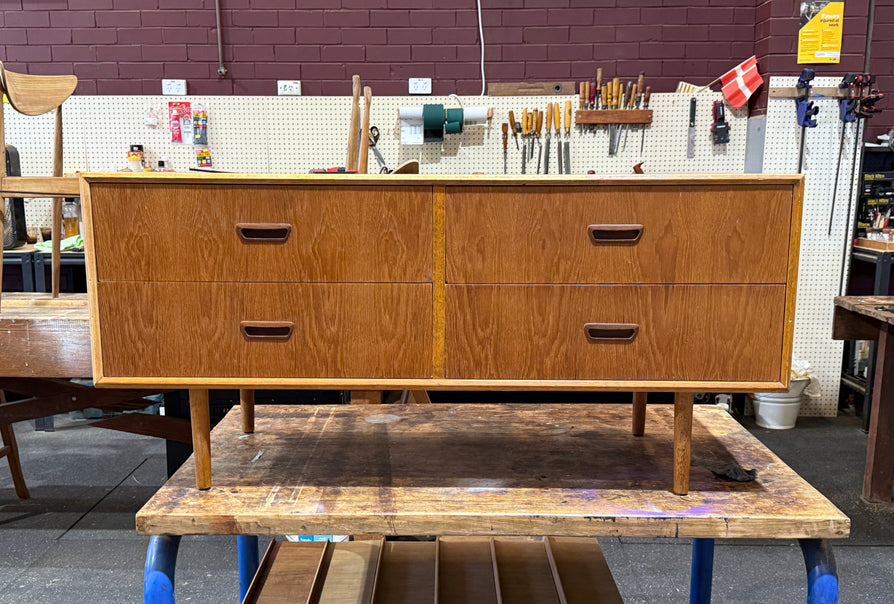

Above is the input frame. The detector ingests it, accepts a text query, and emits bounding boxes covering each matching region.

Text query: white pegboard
[5,91,747,231]
[763,76,863,417]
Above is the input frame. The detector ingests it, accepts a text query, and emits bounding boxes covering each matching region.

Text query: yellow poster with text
[798,1,844,64]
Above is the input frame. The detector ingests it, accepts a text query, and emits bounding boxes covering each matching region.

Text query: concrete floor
[0,409,891,603]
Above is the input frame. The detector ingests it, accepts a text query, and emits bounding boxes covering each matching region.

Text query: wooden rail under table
[138,403,848,602]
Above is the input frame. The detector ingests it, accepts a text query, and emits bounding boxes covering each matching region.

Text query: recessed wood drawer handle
[587,224,644,244]
[584,323,639,342]
[240,321,294,341]
[236,223,292,244]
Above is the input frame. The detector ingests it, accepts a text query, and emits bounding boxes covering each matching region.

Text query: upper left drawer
[87,184,433,283]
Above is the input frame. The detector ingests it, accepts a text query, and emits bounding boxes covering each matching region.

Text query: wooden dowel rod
[239,389,254,434]
[632,391,647,436]
[189,388,212,489]
[673,392,694,495]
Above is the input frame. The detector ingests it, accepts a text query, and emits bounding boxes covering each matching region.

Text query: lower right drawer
[446,284,786,382]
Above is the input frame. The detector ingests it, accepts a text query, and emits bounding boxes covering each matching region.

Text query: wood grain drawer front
[446,185,793,284]
[446,285,785,381]
[89,184,432,282]
[98,282,432,379]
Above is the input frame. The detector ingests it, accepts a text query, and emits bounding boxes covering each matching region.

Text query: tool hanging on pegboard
[795,69,819,173]
[827,73,858,236]
[711,101,730,146]
[687,98,697,159]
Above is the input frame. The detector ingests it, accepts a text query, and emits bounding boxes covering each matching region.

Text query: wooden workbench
[139,404,848,603]
[833,295,894,502]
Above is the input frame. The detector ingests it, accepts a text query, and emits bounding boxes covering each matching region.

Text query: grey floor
[0,409,891,603]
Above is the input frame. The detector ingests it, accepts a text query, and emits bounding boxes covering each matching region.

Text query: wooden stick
[51,105,63,298]
[673,392,694,495]
[346,75,361,171]
[0,96,5,308]
[239,388,255,434]
[632,391,647,436]
[189,388,212,489]
[359,86,371,174]
[0,391,30,499]
[864,324,894,502]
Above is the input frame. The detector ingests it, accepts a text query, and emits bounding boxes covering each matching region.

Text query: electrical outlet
[162,79,187,95]
[277,80,302,96]
[409,78,432,95]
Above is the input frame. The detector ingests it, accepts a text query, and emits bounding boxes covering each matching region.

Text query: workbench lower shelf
[244,536,622,604]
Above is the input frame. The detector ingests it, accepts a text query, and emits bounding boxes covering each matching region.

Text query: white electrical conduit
[477,0,486,95]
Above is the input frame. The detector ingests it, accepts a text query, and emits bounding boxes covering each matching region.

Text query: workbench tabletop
[834,295,894,325]
[137,404,849,540]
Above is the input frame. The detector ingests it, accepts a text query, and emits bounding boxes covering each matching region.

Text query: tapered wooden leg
[864,324,894,502]
[51,105,63,299]
[410,390,432,404]
[188,388,212,490]
[0,392,29,499]
[239,389,255,434]
[673,392,694,495]
[632,392,647,436]
[1,97,6,308]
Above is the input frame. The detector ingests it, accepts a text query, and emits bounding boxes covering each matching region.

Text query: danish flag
[719,56,764,109]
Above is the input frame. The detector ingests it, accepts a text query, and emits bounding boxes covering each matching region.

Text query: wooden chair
[0,62,78,302]
[0,391,28,499]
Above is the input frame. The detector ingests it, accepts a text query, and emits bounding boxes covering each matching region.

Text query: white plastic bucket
[752,377,809,430]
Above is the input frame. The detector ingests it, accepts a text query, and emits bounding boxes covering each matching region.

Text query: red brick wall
[0,0,884,111]
[868,1,894,140]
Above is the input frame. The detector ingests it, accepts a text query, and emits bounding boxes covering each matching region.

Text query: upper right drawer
[446,185,794,284]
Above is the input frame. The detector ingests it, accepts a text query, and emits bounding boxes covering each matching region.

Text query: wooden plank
[318,540,382,604]
[832,305,880,341]
[373,542,436,604]
[437,538,499,604]
[834,296,894,328]
[575,110,652,125]
[0,175,80,197]
[446,285,785,382]
[488,82,576,96]
[245,541,327,604]
[768,86,847,99]
[80,172,805,187]
[136,404,850,539]
[855,237,894,251]
[864,324,894,502]
[0,386,158,424]
[80,179,105,385]
[95,376,791,393]
[493,538,560,604]
[91,414,192,443]
[0,294,91,378]
[546,537,622,604]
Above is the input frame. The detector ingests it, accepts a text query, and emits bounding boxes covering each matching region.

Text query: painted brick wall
[0,0,886,123]
[868,1,894,140]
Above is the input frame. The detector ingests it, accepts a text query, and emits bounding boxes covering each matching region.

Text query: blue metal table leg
[144,535,182,604]
[237,535,260,602]
[800,539,839,604]
[690,538,715,604]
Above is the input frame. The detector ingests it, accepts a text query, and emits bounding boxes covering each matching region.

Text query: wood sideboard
[80,173,804,493]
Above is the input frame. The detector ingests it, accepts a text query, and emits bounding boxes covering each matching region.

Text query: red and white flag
[720,56,764,109]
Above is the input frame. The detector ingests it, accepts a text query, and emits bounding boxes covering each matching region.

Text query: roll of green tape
[423,104,445,129]
[446,108,464,133]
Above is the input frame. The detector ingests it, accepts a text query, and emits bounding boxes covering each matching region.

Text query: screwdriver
[502,123,508,175]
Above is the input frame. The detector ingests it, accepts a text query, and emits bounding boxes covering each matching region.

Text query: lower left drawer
[96,282,432,380]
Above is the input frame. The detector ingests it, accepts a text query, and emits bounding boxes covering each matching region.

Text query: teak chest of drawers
[80,173,804,493]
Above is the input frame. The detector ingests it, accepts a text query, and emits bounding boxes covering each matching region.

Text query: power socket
[277,80,302,96]
[409,78,432,95]
[162,79,187,95]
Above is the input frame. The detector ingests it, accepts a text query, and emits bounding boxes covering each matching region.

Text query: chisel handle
[637,72,645,100]
[502,123,508,150]
[535,108,543,134]
[643,86,652,110]
[522,108,528,135]
[509,111,518,135]
[579,82,586,108]
[564,100,571,134]
[601,85,608,110]
[546,103,554,134]
[624,81,632,109]
[553,102,561,133]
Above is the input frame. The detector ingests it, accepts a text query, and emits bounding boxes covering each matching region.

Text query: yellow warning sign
[798,1,844,64]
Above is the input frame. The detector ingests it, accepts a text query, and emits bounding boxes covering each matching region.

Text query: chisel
[508,110,519,149]
[544,103,553,174]
[529,110,536,159]
[564,100,571,174]
[521,108,528,174]
[502,122,508,175]
[535,108,543,174]
[687,97,697,159]
[554,101,562,175]
[579,83,586,134]
[595,68,603,110]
